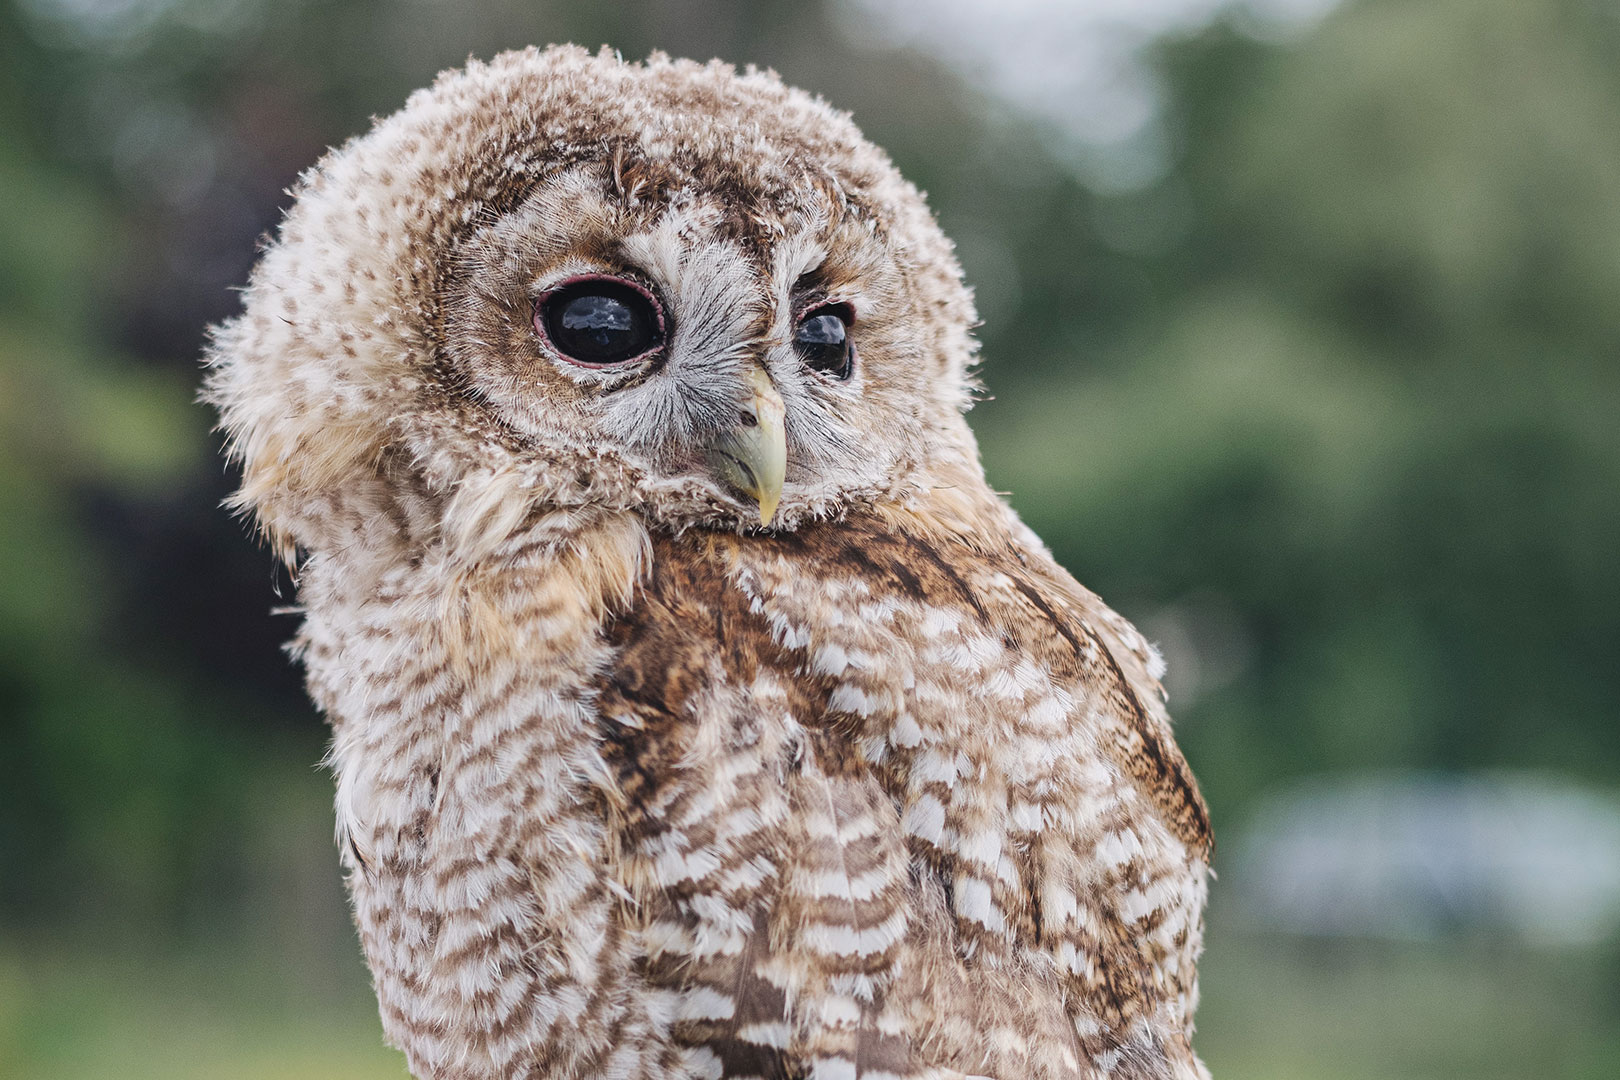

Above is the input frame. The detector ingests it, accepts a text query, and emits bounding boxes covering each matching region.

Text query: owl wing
[596,516,1210,1080]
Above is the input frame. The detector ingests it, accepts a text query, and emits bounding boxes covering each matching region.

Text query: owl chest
[312,533,1204,1078]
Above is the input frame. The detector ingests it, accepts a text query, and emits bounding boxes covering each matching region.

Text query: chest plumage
[301,504,1208,1080]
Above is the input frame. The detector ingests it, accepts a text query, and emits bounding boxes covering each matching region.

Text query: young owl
[207,46,1211,1080]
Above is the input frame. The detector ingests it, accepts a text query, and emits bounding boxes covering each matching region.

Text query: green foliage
[979,0,1620,817]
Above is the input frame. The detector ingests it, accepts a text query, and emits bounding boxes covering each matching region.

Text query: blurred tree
[979,0,1620,818]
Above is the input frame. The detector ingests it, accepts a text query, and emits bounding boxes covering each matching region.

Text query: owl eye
[794,303,854,380]
[536,276,665,367]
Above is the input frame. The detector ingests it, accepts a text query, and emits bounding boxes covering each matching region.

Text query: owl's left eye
[794,303,854,380]
[535,276,665,367]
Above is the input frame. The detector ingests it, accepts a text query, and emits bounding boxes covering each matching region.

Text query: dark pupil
[795,311,850,376]
[544,283,659,364]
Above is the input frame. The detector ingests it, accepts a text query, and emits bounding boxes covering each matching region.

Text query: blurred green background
[2,0,1618,1077]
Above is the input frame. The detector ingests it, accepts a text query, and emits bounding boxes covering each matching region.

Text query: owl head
[207,46,984,565]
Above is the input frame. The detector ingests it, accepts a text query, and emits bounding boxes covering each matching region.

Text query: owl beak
[706,367,787,527]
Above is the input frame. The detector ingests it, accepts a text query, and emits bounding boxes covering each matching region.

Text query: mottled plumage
[206,45,1212,1080]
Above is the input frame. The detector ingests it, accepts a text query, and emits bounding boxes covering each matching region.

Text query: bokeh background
[3,0,1619,1076]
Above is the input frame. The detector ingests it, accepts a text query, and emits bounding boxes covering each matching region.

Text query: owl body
[209,47,1210,1080]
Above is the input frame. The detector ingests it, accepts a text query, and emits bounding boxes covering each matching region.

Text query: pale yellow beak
[705,367,787,526]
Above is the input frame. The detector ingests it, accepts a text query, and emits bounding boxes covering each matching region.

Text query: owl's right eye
[794,303,855,380]
[535,276,665,367]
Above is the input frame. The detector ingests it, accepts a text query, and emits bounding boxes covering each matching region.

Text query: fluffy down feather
[207,45,1211,1080]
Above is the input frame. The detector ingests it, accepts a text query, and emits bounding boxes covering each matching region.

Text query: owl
[206,46,1211,1080]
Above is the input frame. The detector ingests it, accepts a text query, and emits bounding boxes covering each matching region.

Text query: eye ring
[533,274,667,369]
[793,301,856,380]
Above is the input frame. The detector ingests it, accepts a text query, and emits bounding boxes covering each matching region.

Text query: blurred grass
[2,925,1616,1079]
[0,942,406,1080]
[1197,927,1620,1080]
